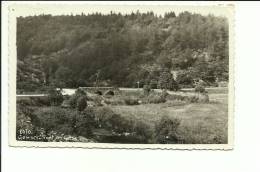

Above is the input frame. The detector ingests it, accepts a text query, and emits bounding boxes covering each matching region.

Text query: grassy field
[16,87,228,144]
[111,90,228,144]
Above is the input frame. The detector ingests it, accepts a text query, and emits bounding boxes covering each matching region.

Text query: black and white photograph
[8,4,234,149]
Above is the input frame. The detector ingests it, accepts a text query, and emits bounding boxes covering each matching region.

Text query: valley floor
[111,91,228,144]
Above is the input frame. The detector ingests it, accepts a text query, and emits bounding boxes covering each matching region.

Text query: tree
[76,96,87,111]
[16,12,229,91]
[143,84,151,96]
[158,69,171,90]
[47,88,64,106]
[164,12,176,18]
[54,66,73,88]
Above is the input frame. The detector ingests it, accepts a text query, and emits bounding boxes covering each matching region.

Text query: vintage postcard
[8,3,234,149]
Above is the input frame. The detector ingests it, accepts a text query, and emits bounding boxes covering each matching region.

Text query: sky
[10,3,233,18]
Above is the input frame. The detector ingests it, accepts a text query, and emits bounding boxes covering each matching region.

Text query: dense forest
[16,11,229,92]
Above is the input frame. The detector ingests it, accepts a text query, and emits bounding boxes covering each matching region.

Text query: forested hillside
[17,11,229,92]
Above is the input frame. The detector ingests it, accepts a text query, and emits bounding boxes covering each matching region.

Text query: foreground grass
[111,93,228,144]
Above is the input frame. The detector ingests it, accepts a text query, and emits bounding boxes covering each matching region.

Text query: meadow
[111,89,228,144]
[16,87,228,144]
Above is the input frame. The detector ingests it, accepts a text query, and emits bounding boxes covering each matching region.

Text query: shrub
[47,89,63,106]
[94,107,132,133]
[149,79,158,89]
[94,107,132,132]
[68,88,88,109]
[17,98,34,106]
[17,96,51,107]
[94,107,115,129]
[92,96,103,106]
[103,97,125,106]
[142,92,166,104]
[166,92,209,103]
[94,107,153,143]
[166,94,182,101]
[157,70,172,89]
[75,88,86,96]
[31,107,95,138]
[108,113,126,133]
[131,120,153,143]
[16,104,58,142]
[197,93,209,103]
[143,85,151,96]
[76,96,87,111]
[188,95,199,103]
[31,107,76,134]
[31,97,51,106]
[170,79,179,91]
[148,94,166,104]
[16,104,34,140]
[68,94,78,108]
[161,90,169,99]
[195,85,206,93]
[155,115,181,144]
[124,96,139,105]
[176,71,194,88]
[74,108,95,138]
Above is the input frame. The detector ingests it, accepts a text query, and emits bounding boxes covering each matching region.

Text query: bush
[187,95,199,103]
[47,89,63,106]
[166,94,185,101]
[161,90,169,99]
[94,107,132,133]
[31,107,76,134]
[75,88,86,96]
[155,115,181,144]
[17,98,34,106]
[195,85,206,93]
[103,97,125,106]
[149,79,158,89]
[197,93,209,103]
[166,93,209,103]
[131,120,153,143]
[148,94,166,104]
[142,92,167,104]
[124,96,139,105]
[143,85,151,96]
[169,79,179,91]
[16,104,34,140]
[17,96,51,107]
[74,108,95,138]
[31,107,95,138]
[108,113,127,133]
[92,96,103,106]
[68,88,88,109]
[94,107,131,132]
[68,95,77,108]
[94,107,153,143]
[176,71,194,88]
[32,97,51,106]
[76,96,87,111]
[94,107,115,129]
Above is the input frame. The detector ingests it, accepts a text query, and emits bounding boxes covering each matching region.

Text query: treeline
[17,11,229,92]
